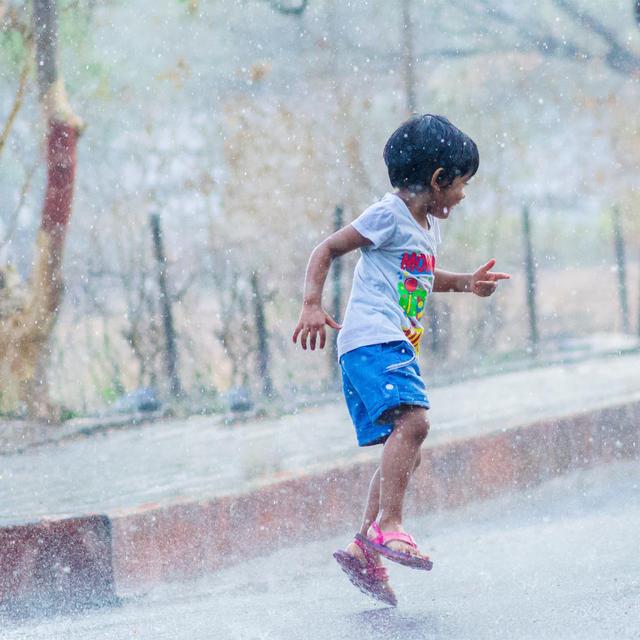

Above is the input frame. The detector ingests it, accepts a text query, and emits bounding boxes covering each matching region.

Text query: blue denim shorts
[339,340,430,447]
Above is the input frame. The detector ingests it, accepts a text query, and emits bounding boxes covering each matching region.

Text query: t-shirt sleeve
[351,206,397,249]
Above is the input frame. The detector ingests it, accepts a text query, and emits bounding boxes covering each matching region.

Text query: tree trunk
[401,0,416,114]
[0,0,82,418]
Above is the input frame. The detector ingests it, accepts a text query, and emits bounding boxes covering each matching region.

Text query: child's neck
[395,189,432,230]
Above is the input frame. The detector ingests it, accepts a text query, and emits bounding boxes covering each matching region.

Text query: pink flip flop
[333,537,397,606]
[355,522,433,571]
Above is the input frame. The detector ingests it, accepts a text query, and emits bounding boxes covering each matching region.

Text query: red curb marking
[0,515,117,619]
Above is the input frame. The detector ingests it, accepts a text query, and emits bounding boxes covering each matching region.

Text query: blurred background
[1,0,639,419]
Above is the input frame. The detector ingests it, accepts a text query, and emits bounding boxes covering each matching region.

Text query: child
[292,114,510,606]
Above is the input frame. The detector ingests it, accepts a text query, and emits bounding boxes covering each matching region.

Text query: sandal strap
[369,522,418,549]
[353,536,389,582]
[353,535,377,564]
[368,565,389,581]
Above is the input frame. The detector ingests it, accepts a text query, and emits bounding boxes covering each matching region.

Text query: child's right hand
[292,303,342,351]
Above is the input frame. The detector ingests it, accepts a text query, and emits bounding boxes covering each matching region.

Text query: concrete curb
[1,400,638,618]
[0,515,119,619]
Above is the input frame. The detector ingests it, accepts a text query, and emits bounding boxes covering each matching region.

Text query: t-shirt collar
[385,192,435,235]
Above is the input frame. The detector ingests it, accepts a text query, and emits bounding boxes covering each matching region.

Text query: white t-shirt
[337,193,441,358]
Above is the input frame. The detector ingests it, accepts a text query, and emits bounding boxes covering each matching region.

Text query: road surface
[4,459,640,640]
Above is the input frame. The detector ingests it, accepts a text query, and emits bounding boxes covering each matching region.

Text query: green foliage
[0,29,27,71]
[101,381,124,405]
[55,2,118,97]
[176,0,199,15]
[59,1,94,53]
[58,406,79,421]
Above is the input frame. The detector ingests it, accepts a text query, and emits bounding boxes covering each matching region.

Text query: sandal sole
[355,533,433,571]
[333,550,397,607]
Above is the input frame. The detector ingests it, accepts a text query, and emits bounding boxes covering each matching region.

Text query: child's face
[428,173,472,219]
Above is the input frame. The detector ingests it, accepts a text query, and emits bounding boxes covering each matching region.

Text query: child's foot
[333,538,397,606]
[370,522,430,559]
[356,522,433,571]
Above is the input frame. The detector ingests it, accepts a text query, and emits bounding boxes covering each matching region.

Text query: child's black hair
[383,114,479,192]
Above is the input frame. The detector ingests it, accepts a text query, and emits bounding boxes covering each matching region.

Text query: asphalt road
[4,459,640,640]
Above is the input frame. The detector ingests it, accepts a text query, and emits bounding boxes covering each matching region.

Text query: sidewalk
[2,352,640,526]
[1,352,639,618]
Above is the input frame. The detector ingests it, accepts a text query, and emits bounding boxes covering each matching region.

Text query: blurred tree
[0,0,82,418]
[0,45,29,158]
[401,0,416,114]
[446,0,640,78]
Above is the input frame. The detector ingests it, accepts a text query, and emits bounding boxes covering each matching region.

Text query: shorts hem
[357,397,430,447]
[370,397,430,424]
[357,429,394,447]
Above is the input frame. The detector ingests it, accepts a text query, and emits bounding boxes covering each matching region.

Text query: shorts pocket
[382,342,416,372]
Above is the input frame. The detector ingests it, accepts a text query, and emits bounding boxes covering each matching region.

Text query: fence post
[251,271,274,398]
[612,205,630,333]
[328,205,344,384]
[522,204,539,355]
[149,213,182,398]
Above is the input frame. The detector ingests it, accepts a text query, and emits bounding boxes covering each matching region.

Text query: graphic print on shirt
[397,251,435,352]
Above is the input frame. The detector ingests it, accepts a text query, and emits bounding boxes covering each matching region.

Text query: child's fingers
[489,272,511,281]
[292,324,302,343]
[325,315,342,330]
[479,258,496,272]
[474,280,497,296]
[300,327,310,350]
[319,326,327,350]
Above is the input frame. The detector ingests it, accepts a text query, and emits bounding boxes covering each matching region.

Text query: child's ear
[430,168,444,191]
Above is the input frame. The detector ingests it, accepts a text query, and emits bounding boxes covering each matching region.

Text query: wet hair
[383,114,479,191]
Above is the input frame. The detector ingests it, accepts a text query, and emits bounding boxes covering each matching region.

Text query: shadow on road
[345,606,446,639]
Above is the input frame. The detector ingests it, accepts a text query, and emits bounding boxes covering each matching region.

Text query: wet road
[4,459,640,639]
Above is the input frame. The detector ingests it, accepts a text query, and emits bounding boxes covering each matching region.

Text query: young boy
[292,114,510,606]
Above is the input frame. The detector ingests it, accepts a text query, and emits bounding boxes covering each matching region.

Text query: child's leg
[343,412,425,570]
[345,467,380,563]
[357,450,422,537]
[358,466,380,536]
[376,406,430,555]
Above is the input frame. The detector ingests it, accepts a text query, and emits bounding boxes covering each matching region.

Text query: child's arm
[434,259,510,296]
[292,226,372,350]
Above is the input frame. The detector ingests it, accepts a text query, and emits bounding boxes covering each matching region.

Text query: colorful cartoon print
[397,251,435,319]
[398,277,426,318]
[397,251,435,353]
[403,326,424,350]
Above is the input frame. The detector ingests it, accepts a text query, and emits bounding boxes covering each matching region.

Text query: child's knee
[414,420,430,444]
[404,410,430,444]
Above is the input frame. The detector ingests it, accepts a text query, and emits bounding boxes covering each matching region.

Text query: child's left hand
[470,259,510,297]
